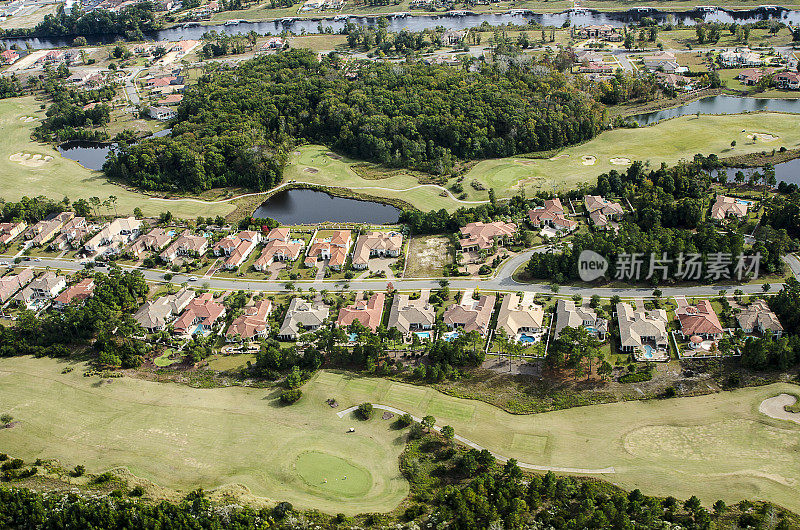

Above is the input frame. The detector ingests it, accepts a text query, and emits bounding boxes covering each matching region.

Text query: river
[2,6,799,49]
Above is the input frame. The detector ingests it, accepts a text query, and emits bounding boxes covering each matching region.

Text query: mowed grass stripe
[385,384,428,409]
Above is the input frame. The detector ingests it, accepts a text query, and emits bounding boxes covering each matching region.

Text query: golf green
[295,451,372,498]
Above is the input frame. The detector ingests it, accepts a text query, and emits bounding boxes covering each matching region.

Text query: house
[0,221,26,245]
[53,278,95,309]
[737,67,776,86]
[304,230,352,271]
[554,299,607,339]
[737,299,783,337]
[157,94,183,106]
[352,231,403,270]
[616,302,668,353]
[574,49,604,64]
[1,49,19,65]
[496,293,545,341]
[213,230,261,270]
[160,230,208,262]
[710,195,748,221]
[36,50,65,65]
[775,71,800,90]
[441,29,466,45]
[337,292,385,332]
[458,221,517,252]
[127,227,173,258]
[676,300,724,340]
[265,227,291,242]
[147,76,177,87]
[148,106,176,120]
[578,62,614,74]
[528,198,577,234]
[49,217,90,251]
[25,212,74,247]
[443,293,496,336]
[84,217,142,256]
[387,290,436,338]
[0,268,33,303]
[577,24,620,41]
[226,299,272,341]
[253,238,305,270]
[656,72,693,91]
[642,51,677,71]
[134,287,196,332]
[173,292,226,335]
[720,47,762,67]
[277,298,329,340]
[585,195,624,229]
[14,271,66,307]
[260,37,285,50]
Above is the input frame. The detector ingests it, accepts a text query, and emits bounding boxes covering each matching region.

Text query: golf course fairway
[1,356,799,513]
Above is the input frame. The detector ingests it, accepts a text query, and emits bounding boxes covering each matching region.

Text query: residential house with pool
[49,217,92,251]
[458,221,517,253]
[225,299,272,342]
[134,287,197,333]
[496,293,545,343]
[52,278,95,309]
[304,230,352,271]
[213,230,262,270]
[711,195,749,222]
[160,230,209,263]
[351,231,403,270]
[84,217,142,257]
[676,299,725,356]
[616,302,669,361]
[554,299,607,340]
[336,292,385,332]
[388,290,436,341]
[25,211,74,247]
[277,298,329,340]
[13,271,66,309]
[737,299,783,338]
[443,292,496,337]
[127,227,173,258]
[527,198,577,236]
[173,292,226,336]
[585,195,624,230]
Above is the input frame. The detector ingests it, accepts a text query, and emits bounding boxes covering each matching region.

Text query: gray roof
[387,291,435,335]
[278,298,329,338]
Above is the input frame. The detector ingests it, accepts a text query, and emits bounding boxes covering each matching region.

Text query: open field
[0,4,59,30]
[3,357,800,512]
[0,357,408,514]
[0,97,234,218]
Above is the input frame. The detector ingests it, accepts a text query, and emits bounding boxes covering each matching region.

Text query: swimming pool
[643,345,655,359]
[348,333,358,342]
[518,334,537,344]
[414,331,431,340]
[192,324,205,336]
[443,331,459,342]
[735,199,752,206]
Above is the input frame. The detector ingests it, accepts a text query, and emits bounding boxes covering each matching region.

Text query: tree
[0,413,12,424]
[624,32,635,49]
[280,388,302,404]
[421,415,436,431]
[357,402,373,420]
[397,413,413,428]
[441,425,454,442]
[731,140,737,149]
[598,360,613,381]
[763,283,771,292]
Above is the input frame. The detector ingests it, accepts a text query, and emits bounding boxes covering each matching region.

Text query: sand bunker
[19,116,37,122]
[549,153,569,161]
[326,152,343,160]
[303,167,319,174]
[581,155,596,166]
[9,152,52,168]
[759,394,800,425]
[747,133,779,142]
[610,157,632,165]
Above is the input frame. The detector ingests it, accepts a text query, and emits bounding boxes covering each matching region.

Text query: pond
[57,141,113,171]
[253,189,401,224]
[3,6,799,49]
[716,157,800,186]
[629,95,800,126]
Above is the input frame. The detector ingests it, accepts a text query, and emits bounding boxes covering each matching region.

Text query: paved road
[16,249,792,299]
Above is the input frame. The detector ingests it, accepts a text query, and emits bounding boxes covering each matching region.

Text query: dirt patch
[2,421,20,429]
[303,167,319,174]
[10,152,52,168]
[581,155,596,166]
[609,157,631,165]
[549,153,569,161]
[381,411,394,420]
[406,236,452,278]
[759,394,800,425]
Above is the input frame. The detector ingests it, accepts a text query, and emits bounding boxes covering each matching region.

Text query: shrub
[129,485,145,497]
[357,402,373,420]
[280,389,302,404]
[397,413,413,428]
[93,472,114,484]
[619,371,653,384]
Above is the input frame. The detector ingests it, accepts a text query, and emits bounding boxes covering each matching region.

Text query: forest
[103,49,607,193]
[0,3,159,40]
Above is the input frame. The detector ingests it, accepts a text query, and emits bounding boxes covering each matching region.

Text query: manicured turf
[153,350,180,367]
[286,113,800,211]
[2,358,800,513]
[0,97,234,218]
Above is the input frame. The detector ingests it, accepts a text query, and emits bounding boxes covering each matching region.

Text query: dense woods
[0,76,23,99]
[104,49,607,193]
[0,3,159,39]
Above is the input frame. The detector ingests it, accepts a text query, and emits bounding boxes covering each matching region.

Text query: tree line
[104,49,607,193]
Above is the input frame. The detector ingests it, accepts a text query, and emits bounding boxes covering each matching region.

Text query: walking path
[336,404,616,475]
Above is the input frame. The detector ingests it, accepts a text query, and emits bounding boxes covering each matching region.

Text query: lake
[57,141,112,171]
[629,95,800,126]
[253,189,401,224]
[717,158,800,186]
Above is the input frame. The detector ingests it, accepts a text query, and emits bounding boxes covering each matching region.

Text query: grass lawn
[205,353,256,371]
[0,96,234,219]
[3,357,800,513]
